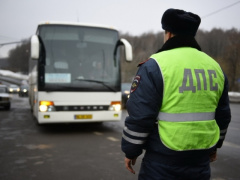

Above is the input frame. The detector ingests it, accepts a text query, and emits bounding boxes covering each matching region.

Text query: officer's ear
[164,31,175,43]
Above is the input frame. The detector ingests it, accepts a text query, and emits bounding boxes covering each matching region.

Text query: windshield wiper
[75,79,117,92]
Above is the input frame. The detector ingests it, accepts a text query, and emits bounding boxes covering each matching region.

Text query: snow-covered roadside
[228,92,240,103]
[0,69,28,80]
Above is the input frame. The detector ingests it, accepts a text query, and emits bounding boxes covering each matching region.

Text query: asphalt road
[0,95,239,180]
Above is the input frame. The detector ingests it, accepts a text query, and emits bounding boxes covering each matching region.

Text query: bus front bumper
[37,111,122,124]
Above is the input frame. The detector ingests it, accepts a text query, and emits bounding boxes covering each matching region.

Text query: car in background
[8,84,20,93]
[121,83,132,109]
[0,84,11,110]
[19,84,29,97]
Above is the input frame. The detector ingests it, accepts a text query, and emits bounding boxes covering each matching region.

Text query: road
[0,95,239,180]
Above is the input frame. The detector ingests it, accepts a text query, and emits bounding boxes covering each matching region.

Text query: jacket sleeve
[121,59,163,159]
[215,73,231,148]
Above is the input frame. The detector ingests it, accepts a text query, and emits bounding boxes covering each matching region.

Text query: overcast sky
[1,0,240,57]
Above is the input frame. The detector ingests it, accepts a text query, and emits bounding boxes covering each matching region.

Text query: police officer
[121,8,231,180]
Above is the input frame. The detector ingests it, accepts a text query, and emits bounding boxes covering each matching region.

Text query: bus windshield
[38,25,120,91]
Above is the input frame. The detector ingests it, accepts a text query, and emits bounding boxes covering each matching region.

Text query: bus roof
[38,21,118,31]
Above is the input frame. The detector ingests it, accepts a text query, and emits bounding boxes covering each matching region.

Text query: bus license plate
[75,114,92,119]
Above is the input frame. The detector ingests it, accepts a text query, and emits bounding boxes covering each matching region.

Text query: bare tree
[121,32,164,82]
[222,29,240,91]
[8,39,30,73]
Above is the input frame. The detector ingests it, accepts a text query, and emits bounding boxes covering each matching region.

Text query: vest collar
[156,36,201,53]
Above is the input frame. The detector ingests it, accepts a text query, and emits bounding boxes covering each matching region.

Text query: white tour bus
[29,21,132,124]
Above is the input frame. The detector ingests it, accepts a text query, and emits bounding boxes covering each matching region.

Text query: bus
[29,21,132,124]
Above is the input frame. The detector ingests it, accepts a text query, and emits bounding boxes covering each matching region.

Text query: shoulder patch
[131,75,141,93]
[138,58,150,67]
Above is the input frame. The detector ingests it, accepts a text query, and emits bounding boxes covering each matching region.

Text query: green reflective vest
[151,47,224,151]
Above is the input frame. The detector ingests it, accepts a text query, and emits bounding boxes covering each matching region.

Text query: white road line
[223,141,240,149]
[107,137,120,142]
[93,131,103,136]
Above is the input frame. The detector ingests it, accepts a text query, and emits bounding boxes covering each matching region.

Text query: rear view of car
[0,85,11,110]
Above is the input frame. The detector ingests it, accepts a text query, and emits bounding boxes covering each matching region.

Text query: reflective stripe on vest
[158,112,215,122]
[151,47,224,151]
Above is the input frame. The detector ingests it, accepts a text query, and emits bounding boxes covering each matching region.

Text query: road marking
[34,161,44,165]
[93,131,103,135]
[24,144,53,150]
[107,137,120,142]
[223,141,240,149]
[15,159,27,164]
[93,132,119,141]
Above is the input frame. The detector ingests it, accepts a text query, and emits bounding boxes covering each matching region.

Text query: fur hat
[161,8,201,36]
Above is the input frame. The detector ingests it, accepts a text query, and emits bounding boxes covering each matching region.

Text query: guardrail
[228,92,240,103]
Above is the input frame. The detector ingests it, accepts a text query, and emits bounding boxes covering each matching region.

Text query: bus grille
[55,105,109,111]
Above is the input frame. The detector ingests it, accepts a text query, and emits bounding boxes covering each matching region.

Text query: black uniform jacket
[121,36,231,165]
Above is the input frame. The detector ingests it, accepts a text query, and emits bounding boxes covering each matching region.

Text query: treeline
[7,39,30,74]
[121,28,240,91]
[5,28,240,91]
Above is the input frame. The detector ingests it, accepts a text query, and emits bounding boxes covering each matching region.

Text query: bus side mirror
[31,35,40,60]
[120,38,132,62]
[114,38,133,63]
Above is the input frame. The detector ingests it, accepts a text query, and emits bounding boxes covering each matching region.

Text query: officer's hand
[125,157,137,174]
[210,150,217,162]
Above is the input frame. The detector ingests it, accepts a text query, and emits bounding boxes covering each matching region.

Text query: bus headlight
[39,101,56,112]
[109,101,121,111]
